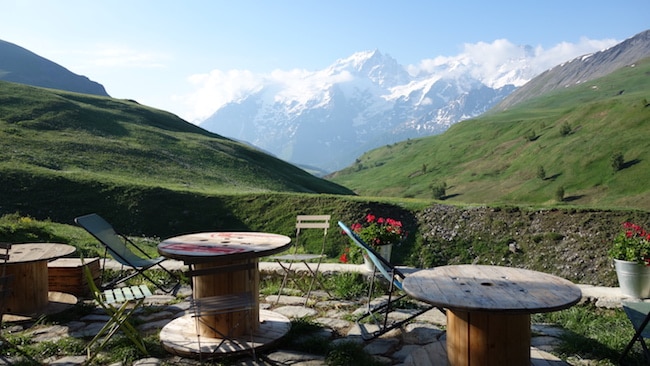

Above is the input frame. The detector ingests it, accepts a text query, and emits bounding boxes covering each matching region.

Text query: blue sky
[1,0,647,122]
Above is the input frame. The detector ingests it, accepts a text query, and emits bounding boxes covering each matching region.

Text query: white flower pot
[614,259,650,298]
[378,243,393,261]
[362,243,393,272]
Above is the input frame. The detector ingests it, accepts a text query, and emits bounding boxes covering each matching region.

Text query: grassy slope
[0,80,353,196]
[2,63,650,289]
[329,58,650,211]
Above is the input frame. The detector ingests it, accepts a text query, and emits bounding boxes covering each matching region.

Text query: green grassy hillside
[1,78,649,288]
[0,80,353,196]
[329,58,650,211]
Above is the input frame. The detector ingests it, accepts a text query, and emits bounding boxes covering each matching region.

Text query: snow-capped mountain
[200,49,539,173]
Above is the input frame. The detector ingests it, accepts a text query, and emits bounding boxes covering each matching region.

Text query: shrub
[611,152,624,172]
[524,129,537,141]
[430,182,447,200]
[559,122,572,136]
[326,341,381,366]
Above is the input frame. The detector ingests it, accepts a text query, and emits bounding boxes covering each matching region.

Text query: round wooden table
[157,232,292,358]
[5,243,76,315]
[402,265,582,366]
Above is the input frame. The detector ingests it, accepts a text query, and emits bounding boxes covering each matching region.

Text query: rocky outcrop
[414,204,650,286]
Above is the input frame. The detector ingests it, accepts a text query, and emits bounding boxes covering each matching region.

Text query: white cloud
[269,68,354,105]
[531,37,618,71]
[409,38,620,78]
[179,67,357,122]
[181,37,621,123]
[178,69,264,122]
[84,44,170,69]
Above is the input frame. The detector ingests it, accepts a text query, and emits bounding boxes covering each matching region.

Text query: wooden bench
[48,257,100,297]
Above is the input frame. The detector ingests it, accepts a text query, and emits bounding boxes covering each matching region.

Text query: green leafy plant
[351,213,406,247]
[339,213,406,264]
[608,222,650,264]
[326,341,382,366]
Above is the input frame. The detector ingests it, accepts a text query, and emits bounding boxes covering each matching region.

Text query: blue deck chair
[74,213,180,294]
[338,221,444,340]
[620,300,650,363]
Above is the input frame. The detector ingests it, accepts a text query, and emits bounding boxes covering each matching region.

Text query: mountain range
[199,30,650,173]
[2,31,649,176]
[199,49,527,173]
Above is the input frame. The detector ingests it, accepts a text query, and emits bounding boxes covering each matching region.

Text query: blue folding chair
[339,221,444,340]
[620,300,650,363]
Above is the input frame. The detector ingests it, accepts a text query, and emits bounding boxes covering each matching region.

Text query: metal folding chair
[620,300,650,363]
[75,213,180,294]
[83,258,152,363]
[272,215,331,305]
[339,221,444,340]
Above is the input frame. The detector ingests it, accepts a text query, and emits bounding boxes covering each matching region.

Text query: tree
[430,182,447,200]
[611,152,624,172]
[537,166,546,180]
[559,122,572,136]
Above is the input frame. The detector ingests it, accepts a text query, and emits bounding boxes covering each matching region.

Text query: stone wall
[414,204,650,286]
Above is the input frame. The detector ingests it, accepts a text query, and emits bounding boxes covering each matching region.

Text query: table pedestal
[447,310,531,366]
[4,261,49,315]
[193,258,259,338]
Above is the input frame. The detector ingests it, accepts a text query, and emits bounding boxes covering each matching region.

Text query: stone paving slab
[14,258,627,365]
[104,258,623,305]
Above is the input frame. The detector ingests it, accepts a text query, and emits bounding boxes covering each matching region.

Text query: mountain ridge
[0,80,354,196]
[328,56,650,211]
[494,29,650,110]
[0,39,109,97]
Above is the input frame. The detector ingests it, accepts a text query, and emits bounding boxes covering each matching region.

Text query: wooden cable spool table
[157,232,292,358]
[4,243,76,316]
[402,265,582,366]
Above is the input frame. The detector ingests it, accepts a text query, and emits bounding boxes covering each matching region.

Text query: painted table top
[158,232,291,263]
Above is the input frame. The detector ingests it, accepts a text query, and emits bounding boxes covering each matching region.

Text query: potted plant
[340,214,407,270]
[608,222,650,298]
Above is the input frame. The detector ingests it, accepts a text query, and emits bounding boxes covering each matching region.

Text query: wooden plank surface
[403,338,569,366]
[159,310,291,358]
[48,258,100,296]
[8,243,76,264]
[192,259,259,337]
[5,260,49,314]
[402,265,581,314]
